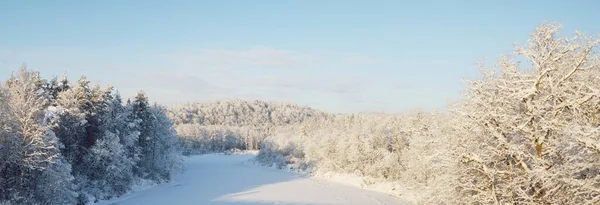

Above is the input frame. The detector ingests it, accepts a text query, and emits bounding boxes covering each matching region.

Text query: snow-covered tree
[148,104,182,181]
[130,91,155,178]
[53,76,92,173]
[84,131,134,199]
[452,22,600,204]
[33,157,78,205]
[108,92,141,173]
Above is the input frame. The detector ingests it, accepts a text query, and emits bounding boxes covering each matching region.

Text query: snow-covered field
[95,154,408,205]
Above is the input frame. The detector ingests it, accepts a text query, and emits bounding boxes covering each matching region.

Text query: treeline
[0,69,181,205]
[168,100,331,154]
[256,23,600,204]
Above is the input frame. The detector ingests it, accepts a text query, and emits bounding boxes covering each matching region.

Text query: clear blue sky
[1,1,598,113]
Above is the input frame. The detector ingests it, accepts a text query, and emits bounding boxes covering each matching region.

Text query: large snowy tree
[452,22,600,204]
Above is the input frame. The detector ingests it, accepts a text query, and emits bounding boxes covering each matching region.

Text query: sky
[0,1,598,113]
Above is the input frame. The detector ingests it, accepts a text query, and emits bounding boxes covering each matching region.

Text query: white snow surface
[94,153,408,205]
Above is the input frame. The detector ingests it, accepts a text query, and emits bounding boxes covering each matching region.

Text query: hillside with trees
[167,100,332,155]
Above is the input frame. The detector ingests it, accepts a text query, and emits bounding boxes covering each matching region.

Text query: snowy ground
[95,154,408,205]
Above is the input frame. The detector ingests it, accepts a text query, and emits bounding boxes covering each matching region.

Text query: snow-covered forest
[1,22,599,204]
[167,100,332,155]
[0,70,181,204]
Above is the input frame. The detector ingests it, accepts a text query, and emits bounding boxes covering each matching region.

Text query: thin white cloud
[169,46,381,71]
[0,46,432,113]
[171,46,324,70]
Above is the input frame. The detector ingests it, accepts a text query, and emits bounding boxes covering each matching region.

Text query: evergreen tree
[130,91,154,178]
[43,76,60,103]
[113,92,141,168]
[53,76,91,174]
[59,72,70,92]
